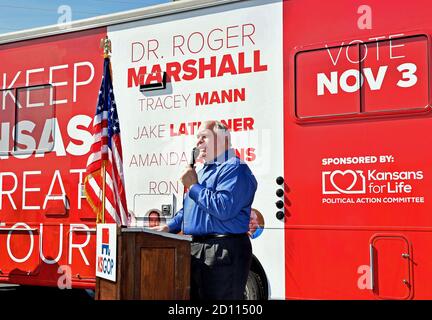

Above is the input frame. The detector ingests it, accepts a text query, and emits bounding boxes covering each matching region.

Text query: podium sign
[96,228,191,300]
[96,224,117,282]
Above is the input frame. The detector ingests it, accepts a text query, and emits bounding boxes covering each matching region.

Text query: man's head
[249,209,259,234]
[148,211,161,227]
[196,121,231,163]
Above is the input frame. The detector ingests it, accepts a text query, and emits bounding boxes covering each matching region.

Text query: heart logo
[330,170,358,194]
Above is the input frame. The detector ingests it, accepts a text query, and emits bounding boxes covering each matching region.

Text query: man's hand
[180,166,198,189]
[149,225,169,232]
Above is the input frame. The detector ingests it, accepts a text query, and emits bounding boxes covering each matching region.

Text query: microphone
[189,147,200,168]
[184,147,199,195]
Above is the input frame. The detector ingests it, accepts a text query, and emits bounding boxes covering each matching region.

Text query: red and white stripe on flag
[84,57,129,226]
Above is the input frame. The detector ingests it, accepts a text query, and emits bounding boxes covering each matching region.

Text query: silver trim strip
[0,0,244,45]
[71,228,97,233]
[0,228,38,231]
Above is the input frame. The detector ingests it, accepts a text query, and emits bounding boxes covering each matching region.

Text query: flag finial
[100,36,112,58]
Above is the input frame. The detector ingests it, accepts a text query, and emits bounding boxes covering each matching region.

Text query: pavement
[0,283,95,301]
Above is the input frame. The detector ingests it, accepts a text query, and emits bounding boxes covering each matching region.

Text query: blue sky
[0,0,170,34]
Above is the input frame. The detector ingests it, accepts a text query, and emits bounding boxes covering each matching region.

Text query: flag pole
[101,160,106,224]
[99,35,112,225]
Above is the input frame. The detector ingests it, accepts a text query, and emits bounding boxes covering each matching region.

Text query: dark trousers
[190,234,252,300]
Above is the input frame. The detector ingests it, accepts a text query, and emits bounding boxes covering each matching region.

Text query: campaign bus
[0,0,430,299]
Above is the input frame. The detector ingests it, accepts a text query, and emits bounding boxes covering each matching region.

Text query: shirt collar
[205,148,236,166]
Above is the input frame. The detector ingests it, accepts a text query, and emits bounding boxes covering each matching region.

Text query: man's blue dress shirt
[167,148,258,236]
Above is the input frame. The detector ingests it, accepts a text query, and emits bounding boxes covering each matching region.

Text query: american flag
[84,57,129,226]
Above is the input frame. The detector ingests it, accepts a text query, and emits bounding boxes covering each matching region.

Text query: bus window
[0,89,17,155]
[295,34,429,120]
[14,84,55,155]
[295,43,361,118]
[361,35,428,113]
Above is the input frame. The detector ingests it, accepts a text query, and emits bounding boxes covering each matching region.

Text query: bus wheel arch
[244,254,268,300]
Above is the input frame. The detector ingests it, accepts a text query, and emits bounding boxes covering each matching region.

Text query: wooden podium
[96,227,191,300]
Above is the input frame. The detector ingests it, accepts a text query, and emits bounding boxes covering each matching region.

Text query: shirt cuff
[189,183,204,201]
[166,220,176,233]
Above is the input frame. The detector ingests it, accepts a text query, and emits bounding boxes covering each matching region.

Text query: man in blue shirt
[152,120,257,300]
